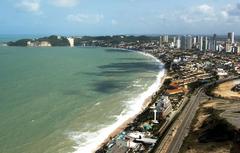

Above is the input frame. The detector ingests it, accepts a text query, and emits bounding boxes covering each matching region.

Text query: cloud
[67,13,104,24]
[217,3,240,24]
[52,0,79,7]
[16,0,40,13]
[197,4,214,15]
[179,4,217,23]
[227,3,240,16]
[221,3,240,21]
[111,19,118,25]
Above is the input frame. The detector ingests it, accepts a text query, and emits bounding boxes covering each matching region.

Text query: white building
[156,96,172,119]
[217,68,228,77]
[163,35,169,43]
[27,41,51,47]
[193,37,197,47]
[176,37,181,49]
[204,36,208,51]
[67,37,75,47]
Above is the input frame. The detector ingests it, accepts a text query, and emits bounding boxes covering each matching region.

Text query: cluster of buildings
[152,96,172,123]
[26,36,75,47]
[101,95,173,153]
[159,32,240,53]
[27,41,52,47]
[97,32,240,153]
[101,97,174,153]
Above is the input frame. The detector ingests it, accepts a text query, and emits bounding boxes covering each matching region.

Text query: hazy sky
[0,0,240,35]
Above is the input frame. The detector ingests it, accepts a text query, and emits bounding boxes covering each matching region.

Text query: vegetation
[198,109,234,143]
[38,35,70,46]
[7,35,70,46]
[8,39,32,46]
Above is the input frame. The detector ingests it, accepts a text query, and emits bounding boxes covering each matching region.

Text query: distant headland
[6,35,160,48]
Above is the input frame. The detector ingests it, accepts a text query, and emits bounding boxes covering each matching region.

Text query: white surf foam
[69,51,166,153]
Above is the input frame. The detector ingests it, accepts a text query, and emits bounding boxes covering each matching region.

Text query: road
[154,87,206,153]
[154,76,239,153]
[165,87,205,153]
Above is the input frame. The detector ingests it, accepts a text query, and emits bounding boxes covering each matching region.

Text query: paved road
[154,76,239,153]
[165,87,205,153]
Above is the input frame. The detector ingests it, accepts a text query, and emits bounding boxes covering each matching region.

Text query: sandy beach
[95,71,167,152]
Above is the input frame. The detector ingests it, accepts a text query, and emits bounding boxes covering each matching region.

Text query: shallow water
[0,46,163,153]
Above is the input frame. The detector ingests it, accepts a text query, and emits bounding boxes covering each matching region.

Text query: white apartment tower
[204,36,208,51]
[176,37,181,49]
[200,36,203,51]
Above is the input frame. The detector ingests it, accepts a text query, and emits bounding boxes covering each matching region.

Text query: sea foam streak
[69,51,166,153]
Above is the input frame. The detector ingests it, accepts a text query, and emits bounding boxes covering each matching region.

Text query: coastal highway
[165,87,206,153]
[154,76,240,153]
[153,86,208,153]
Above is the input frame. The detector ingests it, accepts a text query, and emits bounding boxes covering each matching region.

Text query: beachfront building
[155,96,172,119]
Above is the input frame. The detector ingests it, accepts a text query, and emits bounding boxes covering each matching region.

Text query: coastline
[1,44,165,153]
[89,50,167,153]
[71,49,166,153]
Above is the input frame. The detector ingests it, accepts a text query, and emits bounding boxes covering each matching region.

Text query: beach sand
[95,73,167,152]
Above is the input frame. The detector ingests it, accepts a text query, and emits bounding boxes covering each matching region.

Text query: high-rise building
[176,37,181,49]
[204,36,208,51]
[186,35,193,50]
[200,36,203,51]
[197,36,201,43]
[159,36,163,47]
[193,37,197,48]
[228,32,235,44]
[173,36,176,44]
[212,34,217,51]
[163,35,169,43]
[180,36,187,50]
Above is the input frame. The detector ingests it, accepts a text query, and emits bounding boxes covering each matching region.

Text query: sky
[0,0,240,35]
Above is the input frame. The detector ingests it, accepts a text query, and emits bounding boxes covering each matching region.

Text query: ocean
[0,42,164,152]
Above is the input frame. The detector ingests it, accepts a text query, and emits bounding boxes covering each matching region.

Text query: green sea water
[0,47,162,153]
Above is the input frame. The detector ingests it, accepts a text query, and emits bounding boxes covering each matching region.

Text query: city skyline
[1,0,240,35]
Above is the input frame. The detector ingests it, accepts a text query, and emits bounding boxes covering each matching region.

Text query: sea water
[0,46,164,153]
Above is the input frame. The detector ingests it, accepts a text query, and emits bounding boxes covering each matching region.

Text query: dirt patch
[212,79,240,100]
[180,98,240,153]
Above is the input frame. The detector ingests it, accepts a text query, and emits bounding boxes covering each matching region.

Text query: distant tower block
[200,36,203,51]
[67,37,75,47]
[228,32,235,44]
[176,37,181,49]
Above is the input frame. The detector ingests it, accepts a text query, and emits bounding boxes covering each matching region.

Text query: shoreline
[95,73,167,153]
[71,49,166,153]
[91,50,166,153]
